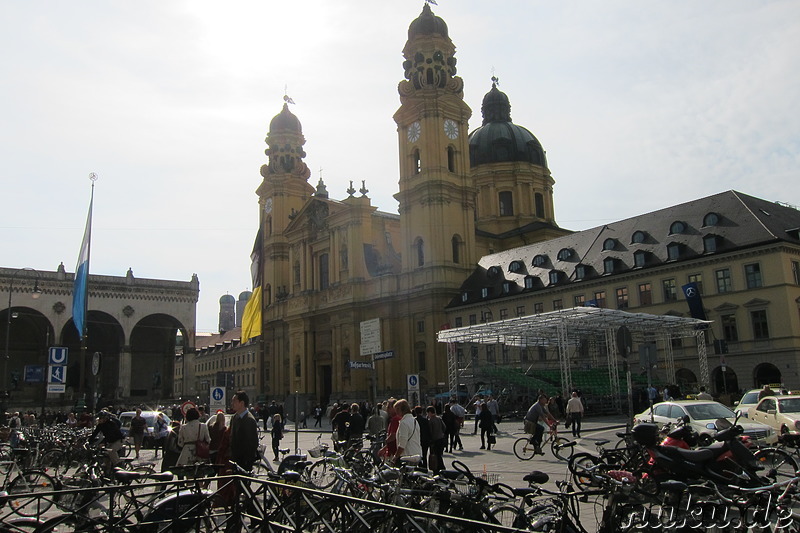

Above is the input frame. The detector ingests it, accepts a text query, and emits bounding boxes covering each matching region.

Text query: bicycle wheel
[513,437,536,460]
[755,447,798,482]
[7,469,58,517]
[39,448,66,474]
[551,437,574,461]
[568,452,603,489]
[307,459,336,489]
[34,514,133,532]
[489,504,529,529]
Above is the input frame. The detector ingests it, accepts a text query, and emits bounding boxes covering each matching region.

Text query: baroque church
[254,4,569,406]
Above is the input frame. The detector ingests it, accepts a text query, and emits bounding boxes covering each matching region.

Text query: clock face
[407,121,421,142]
[264,198,273,214]
[444,119,459,139]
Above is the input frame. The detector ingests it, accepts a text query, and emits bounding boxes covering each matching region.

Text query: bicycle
[513,422,575,461]
[0,456,58,517]
[306,436,375,489]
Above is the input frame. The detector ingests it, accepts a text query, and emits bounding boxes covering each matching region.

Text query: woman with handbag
[177,407,211,466]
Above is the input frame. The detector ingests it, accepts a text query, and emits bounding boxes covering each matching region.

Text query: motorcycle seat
[657,445,716,463]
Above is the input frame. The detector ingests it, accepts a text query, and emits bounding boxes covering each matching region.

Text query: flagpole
[78,173,97,406]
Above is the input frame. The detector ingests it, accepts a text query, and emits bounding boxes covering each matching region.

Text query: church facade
[253,4,568,406]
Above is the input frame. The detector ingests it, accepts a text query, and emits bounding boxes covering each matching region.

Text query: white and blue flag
[73,178,95,339]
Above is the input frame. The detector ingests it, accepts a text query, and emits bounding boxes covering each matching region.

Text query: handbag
[487,434,496,445]
[194,424,210,459]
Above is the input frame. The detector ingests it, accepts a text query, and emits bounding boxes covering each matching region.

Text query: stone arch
[675,368,697,391]
[130,313,189,404]
[754,362,782,388]
[0,306,54,406]
[61,310,124,409]
[711,365,738,396]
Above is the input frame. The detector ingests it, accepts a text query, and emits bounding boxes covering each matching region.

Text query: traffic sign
[373,350,395,361]
[348,361,373,370]
[210,387,226,413]
[24,365,45,383]
[47,384,66,393]
[181,400,197,417]
[48,365,67,384]
[49,347,68,365]
[407,374,419,392]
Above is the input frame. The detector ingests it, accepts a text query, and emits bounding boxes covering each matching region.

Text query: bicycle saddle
[523,471,549,484]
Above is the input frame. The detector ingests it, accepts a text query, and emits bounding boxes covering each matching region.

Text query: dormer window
[703,234,721,253]
[481,287,490,299]
[524,276,536,289]
[666,242,684,261]
[633,250,649,268]
[557,248,574,261]
[548,270,565,285]
[703,212,720,227]
[603,257,618,274]
[575,264,589,280]
[502,281,513,294]
[461,291,469,302]
[508,260,525,274]
[532,254,548,268]
[602,238,617,251]
[669,221,687,235]
[631,230,647,244]
[487,265,502,278]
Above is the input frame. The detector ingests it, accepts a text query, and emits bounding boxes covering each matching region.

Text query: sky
[1,1,798,334]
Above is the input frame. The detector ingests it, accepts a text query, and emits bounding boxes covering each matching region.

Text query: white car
[119,410,172,448]
[734,389,763,418]
[634,400,776,445]
[748,395,800,436]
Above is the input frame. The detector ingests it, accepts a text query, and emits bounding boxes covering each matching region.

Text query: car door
[752,398,776,428]
[652,403,672,425]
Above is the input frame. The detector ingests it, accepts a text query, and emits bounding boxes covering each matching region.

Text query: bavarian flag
[241,228,263,340]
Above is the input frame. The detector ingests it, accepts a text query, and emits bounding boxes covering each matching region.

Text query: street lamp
[3,268,43,412]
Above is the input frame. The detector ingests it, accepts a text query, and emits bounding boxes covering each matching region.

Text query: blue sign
[24,365,45,383]
[211,387,225,401]
[373,350,395,361]
[48,365,67,384]
[49,347,68,365]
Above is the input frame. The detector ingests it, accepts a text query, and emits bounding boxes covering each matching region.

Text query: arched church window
[416,238,424,267]
[413,149,421,174]
[447,146,456,172]
[535,193,545,218]
[451,235,461,264]
[499,191,514,216]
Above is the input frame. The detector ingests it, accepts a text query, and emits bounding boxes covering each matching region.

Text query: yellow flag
[241,228,262,339]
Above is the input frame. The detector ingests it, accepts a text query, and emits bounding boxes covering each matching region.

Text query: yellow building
[253,4,567,406]
[446,190,800,405]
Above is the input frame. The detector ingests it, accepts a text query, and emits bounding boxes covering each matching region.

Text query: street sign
[348,361,373,370]
[360,318,381,356]
[210,386,226,413]
[48,365,67,384]
[407,374,419,392]
[48,347,68,365]
[24,365,44,383]
[47,384,66,393]
[372,350,395,361]
[180,400,197,417]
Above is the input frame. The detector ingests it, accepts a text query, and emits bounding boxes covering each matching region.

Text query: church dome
[219,294,235,305]
[408,3,448,40]
[469,82,547,168]
[238,290,252,301]
[269,103,302,134]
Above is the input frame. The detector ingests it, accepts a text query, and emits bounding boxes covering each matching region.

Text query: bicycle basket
[308,446,323,458]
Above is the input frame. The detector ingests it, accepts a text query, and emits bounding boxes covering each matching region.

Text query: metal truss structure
[439,307,712,398]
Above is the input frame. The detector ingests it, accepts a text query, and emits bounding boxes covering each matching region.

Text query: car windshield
[685,403,736,421]
[779,398,800,414]
[740,392,760,404]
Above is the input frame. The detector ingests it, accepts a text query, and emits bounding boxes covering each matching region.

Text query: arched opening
[447,146,456,172]
[451,234,461,264]
[675,368,698,392]
[413,149,421,174]
[0,307,53,409]
[535,192,545,218]
[712,366,739,396]
[130,314,188,404]
[499,191,513,216]
[754,362,782,388]
[415,238,424,267]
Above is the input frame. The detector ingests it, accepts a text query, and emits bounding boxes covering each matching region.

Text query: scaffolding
[438,307,712,405]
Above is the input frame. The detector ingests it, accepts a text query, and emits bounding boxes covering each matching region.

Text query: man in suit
[230,390,259,472]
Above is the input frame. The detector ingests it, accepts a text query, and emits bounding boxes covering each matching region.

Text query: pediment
[743,298,771,308]
[713,302,739,312]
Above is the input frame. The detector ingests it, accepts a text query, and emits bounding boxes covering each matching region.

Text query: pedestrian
[426,406,446,473]
[449,399,465,451]
[367,407,386,436]
[472,397,483,435]
[177,407,210,466]
[392,399,422,465]
[331,403,351,449]
[442,402,456,453]
[314,405,323,427]
[229,390,259,472]
[378,398,399,461]
[696,386,713,401]
[662,386,673,402]
[758,384,776,401]
[271,414,284,461]
[154,412,169,458]
[524,395,556,456]
[348,403,366,441]
[486,395,500,433]
[130,408,147,459]
[161,421,182,472]
[478,401,494,450]
[414,406,431,469]
[207,410,227,464]
[565,391,584,438]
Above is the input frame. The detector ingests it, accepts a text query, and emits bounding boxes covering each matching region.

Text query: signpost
[210,386,226,413]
